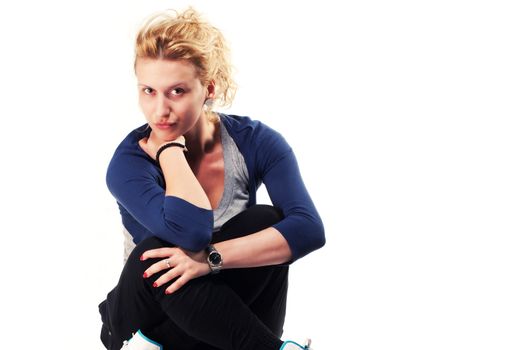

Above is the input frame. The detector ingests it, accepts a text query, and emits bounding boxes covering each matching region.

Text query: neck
[184,113,220,160]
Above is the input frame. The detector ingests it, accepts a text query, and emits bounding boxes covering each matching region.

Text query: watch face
[209,251,222,265]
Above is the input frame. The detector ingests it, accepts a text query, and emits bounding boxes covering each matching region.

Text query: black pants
[99,205,287,350]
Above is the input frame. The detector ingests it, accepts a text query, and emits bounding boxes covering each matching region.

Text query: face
[135,58,211,141]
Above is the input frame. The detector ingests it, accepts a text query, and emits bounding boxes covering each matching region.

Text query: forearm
[159,147,211,210]
[214,227,292,269]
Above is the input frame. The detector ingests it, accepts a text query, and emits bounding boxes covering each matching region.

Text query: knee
[133,236,171,256]
[247,205,284,226]
[219,205,284,239]
[125,236,173,272]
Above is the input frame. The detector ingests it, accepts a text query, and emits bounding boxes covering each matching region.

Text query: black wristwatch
[206,245,223,274]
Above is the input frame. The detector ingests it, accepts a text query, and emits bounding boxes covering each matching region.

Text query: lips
[155,123,174,130]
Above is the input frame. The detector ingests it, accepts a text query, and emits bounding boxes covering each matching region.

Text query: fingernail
[153,282,158,288]
[140,255,145,261]
[143,272,148,278]
[165,289,171,295]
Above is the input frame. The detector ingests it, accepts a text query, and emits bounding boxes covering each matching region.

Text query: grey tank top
[121,120,250,262]
[212,120,250,230]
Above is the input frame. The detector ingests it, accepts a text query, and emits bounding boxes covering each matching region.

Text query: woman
[98,8,325,350]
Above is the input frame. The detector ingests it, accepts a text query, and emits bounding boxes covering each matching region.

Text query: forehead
[135,58,199,87]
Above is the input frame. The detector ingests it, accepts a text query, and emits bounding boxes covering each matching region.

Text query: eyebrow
[137,83,188,90]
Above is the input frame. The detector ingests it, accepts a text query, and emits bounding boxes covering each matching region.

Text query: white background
[0,1,524,349]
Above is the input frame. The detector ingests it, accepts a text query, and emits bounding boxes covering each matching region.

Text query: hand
[138,134,186,160]
[141,246,210,294]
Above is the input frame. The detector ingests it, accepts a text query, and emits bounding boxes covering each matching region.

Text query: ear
[206,80,216,99]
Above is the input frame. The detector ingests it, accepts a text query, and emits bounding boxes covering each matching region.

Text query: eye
[170,87,185,96]
[142,87,154,95]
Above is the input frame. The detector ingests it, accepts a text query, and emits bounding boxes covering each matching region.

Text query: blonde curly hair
[134,8,236,113]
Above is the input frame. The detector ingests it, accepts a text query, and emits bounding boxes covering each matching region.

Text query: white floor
[1,1,524,349]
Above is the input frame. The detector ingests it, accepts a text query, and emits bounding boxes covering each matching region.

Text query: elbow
[298,218,325,259]
[283,217,326,262]
[183,227,213,252]
[153,225,212,252]
[151,225,212,252]
[310,219,326,251]
[162,197,214,251]
[161,216,213,252]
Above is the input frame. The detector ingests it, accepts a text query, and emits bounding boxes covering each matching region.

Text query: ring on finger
[165,259,171,268]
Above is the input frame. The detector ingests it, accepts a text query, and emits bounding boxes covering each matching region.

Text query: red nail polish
[140,255,145,261]
[165,289,171,295]
[143,272,148,278]
[153,282,158,288]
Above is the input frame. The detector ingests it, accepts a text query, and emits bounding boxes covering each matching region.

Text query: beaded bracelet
[156,142,187,164]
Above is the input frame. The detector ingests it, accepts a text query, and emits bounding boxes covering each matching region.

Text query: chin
[155,128,178,139]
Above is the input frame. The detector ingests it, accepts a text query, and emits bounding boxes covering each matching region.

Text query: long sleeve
[106,142,213,252]
[254,125,326,261]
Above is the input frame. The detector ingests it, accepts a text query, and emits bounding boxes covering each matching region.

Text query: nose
[154,95,171,120]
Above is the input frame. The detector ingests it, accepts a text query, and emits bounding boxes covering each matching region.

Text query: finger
[153,266,183,288]
[140,247,177,261]
[165,273,191,295]
[143,258,174,278]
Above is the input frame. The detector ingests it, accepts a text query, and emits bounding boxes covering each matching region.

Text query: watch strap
[206,245,223,274]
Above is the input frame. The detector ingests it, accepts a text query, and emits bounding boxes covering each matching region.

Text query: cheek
[137,96,148,112]
[138,99,155,119]
[176,97,203,117]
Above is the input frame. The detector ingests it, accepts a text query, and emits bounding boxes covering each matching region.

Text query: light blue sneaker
[120,330,163,350]
[280,338,312,350]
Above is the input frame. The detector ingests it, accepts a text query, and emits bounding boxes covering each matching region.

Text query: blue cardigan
[106,114,325,261]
